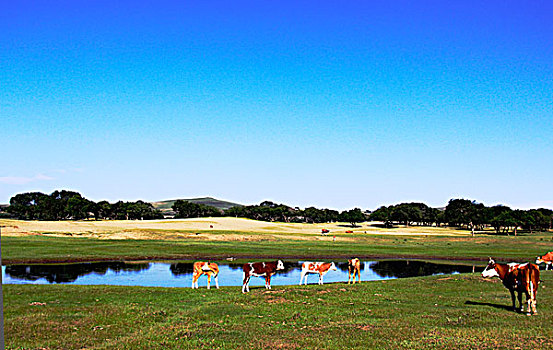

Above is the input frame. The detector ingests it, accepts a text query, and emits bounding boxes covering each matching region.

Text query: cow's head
[330,262,337,271]
[482,257,499,278]
[536,256,544,265]
[276,260,285,270]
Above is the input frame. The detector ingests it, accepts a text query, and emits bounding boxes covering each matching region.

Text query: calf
[192,261,219,289]
[482,258,540,315]
[242,260,285,293]
[536,251,553,270]
[299,261,337,285]
[348,258,361,284]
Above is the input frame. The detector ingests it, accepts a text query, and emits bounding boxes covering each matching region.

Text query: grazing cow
[192,261,219,289]
[299,261,337,285]
[321,229,330,235]
[536,251,553,270]
[242,260,285,293]
[481,258,540,315]
[348,258,361,284]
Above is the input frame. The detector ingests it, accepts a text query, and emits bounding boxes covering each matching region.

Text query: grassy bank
[3,232,553,264]
[4,273,553,349]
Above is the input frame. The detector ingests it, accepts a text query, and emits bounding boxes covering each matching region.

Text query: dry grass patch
[1,218,473,241]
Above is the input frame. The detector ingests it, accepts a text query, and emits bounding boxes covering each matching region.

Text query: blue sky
[2,1,552,210]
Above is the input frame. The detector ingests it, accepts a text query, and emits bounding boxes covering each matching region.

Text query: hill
[150,197,243,212]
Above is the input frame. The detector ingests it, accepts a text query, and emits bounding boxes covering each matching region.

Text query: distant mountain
[151,197,243,213]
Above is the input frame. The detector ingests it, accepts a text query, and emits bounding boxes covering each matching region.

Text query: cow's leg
[319,273,323,285]
[207,273,211,289]
[214,274,219,289]
[242,273,250,293]
[529,281,537,315]
[348,271,352,284]
[192,272,199,289]
[265,275,272,289]
[531,296,537,315]
[509,289,516,311]
[356,270,361,284]
[518,291,524,313]
[300,271,306,285]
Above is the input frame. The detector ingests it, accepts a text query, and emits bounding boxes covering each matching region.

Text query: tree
[536,209,553,230]
[487,205,512,234]
[172,200,220,219]
[8,192,49,220]
[66,195,91,220]
[97,201,112,219]
[302,207,321,223]
[340,208,366,227]
[224,206,242,217]
[370,206,393,227]
[445,199,484,235]
[51,190,85,219]
[531,209,552,232]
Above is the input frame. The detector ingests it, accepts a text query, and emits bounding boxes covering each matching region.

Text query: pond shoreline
[2,252,491,265]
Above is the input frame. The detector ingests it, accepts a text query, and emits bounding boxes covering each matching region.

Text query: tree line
[370,199,552,236]
[4,191,553,235]
[6,190,163,220]
[208,200,366,227]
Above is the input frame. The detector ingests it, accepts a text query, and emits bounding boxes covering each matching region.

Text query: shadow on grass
[368,223,397,229]
[465,300,514,312]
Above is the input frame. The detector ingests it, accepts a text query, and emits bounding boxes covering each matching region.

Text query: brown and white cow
[242,260,285,293]
[481,258,540,315]
[348,258,361,284]
[536,251,553,270]
[299,261,337,285]
[192,261,219,289]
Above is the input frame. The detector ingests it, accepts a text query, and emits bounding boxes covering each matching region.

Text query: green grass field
[4,273,553,349]
[3,230,553,264]
[3,221,553,349]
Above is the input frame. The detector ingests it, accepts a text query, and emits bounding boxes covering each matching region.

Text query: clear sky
[2,1,552,211]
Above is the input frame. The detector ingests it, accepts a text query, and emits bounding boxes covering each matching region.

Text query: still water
[2,260,480,288]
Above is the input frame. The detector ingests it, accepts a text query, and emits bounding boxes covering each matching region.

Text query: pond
[2,260,482,288]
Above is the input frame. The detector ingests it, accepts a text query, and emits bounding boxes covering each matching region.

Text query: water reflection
[4,262,150,283]
[170,261,301,275]
[369,260,477,278]
[2,260,480,287]
[336,261,366,273]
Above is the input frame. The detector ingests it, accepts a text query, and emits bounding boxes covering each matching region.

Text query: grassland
[1,217,476,238]
[2,218,552,263]
[5,272,553,349]
[3,217,553,349]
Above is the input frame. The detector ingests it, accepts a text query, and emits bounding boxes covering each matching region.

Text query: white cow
[299,261,337,285]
